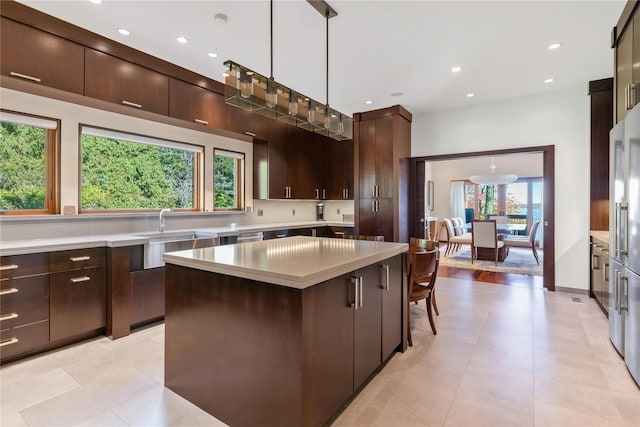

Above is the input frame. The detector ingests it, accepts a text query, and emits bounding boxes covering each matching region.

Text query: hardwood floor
[439,265,544,288]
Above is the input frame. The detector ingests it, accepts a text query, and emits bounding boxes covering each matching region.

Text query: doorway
[409,145,555,291]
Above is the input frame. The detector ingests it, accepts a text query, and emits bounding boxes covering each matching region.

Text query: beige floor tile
[444,399,533,427]
[1,367,80,413]
[612,390,640,427]
[74,410,128,427]
[534,399,625,427]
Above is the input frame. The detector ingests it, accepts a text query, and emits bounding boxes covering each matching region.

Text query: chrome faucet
[159,208,173,232]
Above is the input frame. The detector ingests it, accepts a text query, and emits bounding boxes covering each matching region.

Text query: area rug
[439,246,544,276]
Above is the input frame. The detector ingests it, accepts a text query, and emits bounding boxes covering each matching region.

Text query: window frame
[0,110,60,215]
[78,125,203,214]
[213,148,245,212]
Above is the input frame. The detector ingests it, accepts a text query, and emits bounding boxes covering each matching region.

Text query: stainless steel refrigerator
[609,102,640,388]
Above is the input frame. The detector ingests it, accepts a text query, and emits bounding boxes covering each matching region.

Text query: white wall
[412,86,591,291]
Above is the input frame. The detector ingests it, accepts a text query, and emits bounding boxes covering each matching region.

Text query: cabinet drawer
[0,274,49,305]
[0,320,49,360]
[0,18,85,95]
[0,297,49,331]
[85,49,169,116]
[50,266,106,341]
[0,253,49,280]
[49,247,106,273]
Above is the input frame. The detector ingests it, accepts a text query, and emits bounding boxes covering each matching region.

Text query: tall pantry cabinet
[354,105,411,242]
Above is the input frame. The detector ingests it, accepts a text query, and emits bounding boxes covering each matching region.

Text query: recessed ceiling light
[390,92,403,97]
[548,42,562,50]
[544,78,554,84]
[208,52,218,58]
[365,100,373,105]
[451,66,461,73]
[466,93,475,98]
[118,28,130,36]
[177,36,188,44]
[89,0,102,4]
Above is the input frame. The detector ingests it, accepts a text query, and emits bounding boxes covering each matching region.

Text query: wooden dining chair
[405,249,439,346]
[443,218,472,256]
[504,220,541,264]
[471,219,504,266]
[409,237,440,316]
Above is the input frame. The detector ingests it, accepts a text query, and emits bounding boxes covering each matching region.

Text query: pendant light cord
[270,0,273,79]
[325,7,329,107]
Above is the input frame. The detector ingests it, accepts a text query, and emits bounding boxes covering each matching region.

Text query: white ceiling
[18,0,625,117]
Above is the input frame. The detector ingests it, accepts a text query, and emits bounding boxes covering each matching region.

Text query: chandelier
[223,0,352,141]
[469,157,518,185]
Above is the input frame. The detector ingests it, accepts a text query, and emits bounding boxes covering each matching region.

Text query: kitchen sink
[135,231,219,269]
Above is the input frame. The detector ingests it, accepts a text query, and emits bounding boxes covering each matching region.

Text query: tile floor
[1,277,639,426]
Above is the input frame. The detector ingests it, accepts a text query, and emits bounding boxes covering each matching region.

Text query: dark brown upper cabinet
[613,1,640,123]
[226,105,269,140]
[324,138,354,200]
[168,78,226,129]
[84,49,169,116]
[1,17,84,95]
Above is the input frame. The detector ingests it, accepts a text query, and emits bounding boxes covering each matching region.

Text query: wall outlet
[245,206,252,213]
[292,209,296,216]
[257,209,263,216]
[337,208,341,214]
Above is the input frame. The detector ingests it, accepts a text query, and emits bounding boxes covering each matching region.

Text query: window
[214,149,244,210]
[80,126,202,211]
[0,111,59,214]
[464,182,499,218]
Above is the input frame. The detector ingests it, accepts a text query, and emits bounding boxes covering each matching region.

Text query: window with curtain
[80,126,202,211]
[450,181,466,220]
[0,110,59,214]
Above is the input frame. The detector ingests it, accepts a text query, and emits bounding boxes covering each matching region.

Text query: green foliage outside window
[0,122,46,210]
[214,154,238,209]
[81,135,194,209]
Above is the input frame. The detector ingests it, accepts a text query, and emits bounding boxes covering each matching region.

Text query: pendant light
[223,0,352,140]
[469,157,518,185]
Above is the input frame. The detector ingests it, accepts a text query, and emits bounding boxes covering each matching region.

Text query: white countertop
[590,230,609,244]
[164,236,408,289]
[0,221,354,256]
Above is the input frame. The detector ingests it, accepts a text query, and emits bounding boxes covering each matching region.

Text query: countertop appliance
[316,202,324,221]
[609,102,640,388]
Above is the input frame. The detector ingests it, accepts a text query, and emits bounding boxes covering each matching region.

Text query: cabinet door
[324,138,354,200]
[634,12,640,87]
[50,266,106,341]
[359,120,377,198]
[130,268,165,326]
[268,119,290,198]
[85,49,169,116]
[616,27,633,122]
[375,116,394,198]
[353,264,382,390]
[381,255,403,360]
[308,275,354,426]
[358,199,377,236]
[591,245,603,304]
[290,130,323,199]
[1,18,84,95]
[377,198,395,242]
[226,105,269,140]
[169,78,226,128]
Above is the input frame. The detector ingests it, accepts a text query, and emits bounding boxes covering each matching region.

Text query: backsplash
[0,200,355,242]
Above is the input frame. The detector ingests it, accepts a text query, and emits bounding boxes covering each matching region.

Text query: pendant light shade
[469,158,518,185]
[223,0,352,141]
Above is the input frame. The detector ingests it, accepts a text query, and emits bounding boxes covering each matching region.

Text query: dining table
[463,223,527,235]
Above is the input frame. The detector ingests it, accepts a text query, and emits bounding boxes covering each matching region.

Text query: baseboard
[554,286,589,295]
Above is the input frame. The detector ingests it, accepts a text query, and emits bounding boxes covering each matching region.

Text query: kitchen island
[163,236,408,427]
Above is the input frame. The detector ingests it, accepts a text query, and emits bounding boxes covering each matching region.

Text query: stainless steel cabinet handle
[351,276,359,310]
[0,338,18,347]
[359,277,364,308]
[0,313,18,322]
[315,189,319,199]
[122,100,142,108]
[245,131,257,137]
[10,71,41,82]
[0,288,18,296]
[322,189,326,199]
[372,200,376,212]
[70,256,91,262]
[276,234,286,238]
[383,264,390,290]
[622,275,629,312]
[70,276,91,284]
[615,271,621,311]
[604,262,609,283]
[621,204,629,256]
[194,118,209,125]
[615,203,621,258]
[0,264,18,271]
[592,254,599,270]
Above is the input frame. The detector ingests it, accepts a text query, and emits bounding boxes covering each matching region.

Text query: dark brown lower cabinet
[130,268,165,326]
[50,266,106,341]
[165,254,403,427]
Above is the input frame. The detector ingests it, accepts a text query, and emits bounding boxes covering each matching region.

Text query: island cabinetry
[165,247,404,427]
[84,49,169,116]
[168,78,226,128]
[0,253,50,360]
[226,104,269,140]
[50,248,106,341]
[0,17,85,95]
